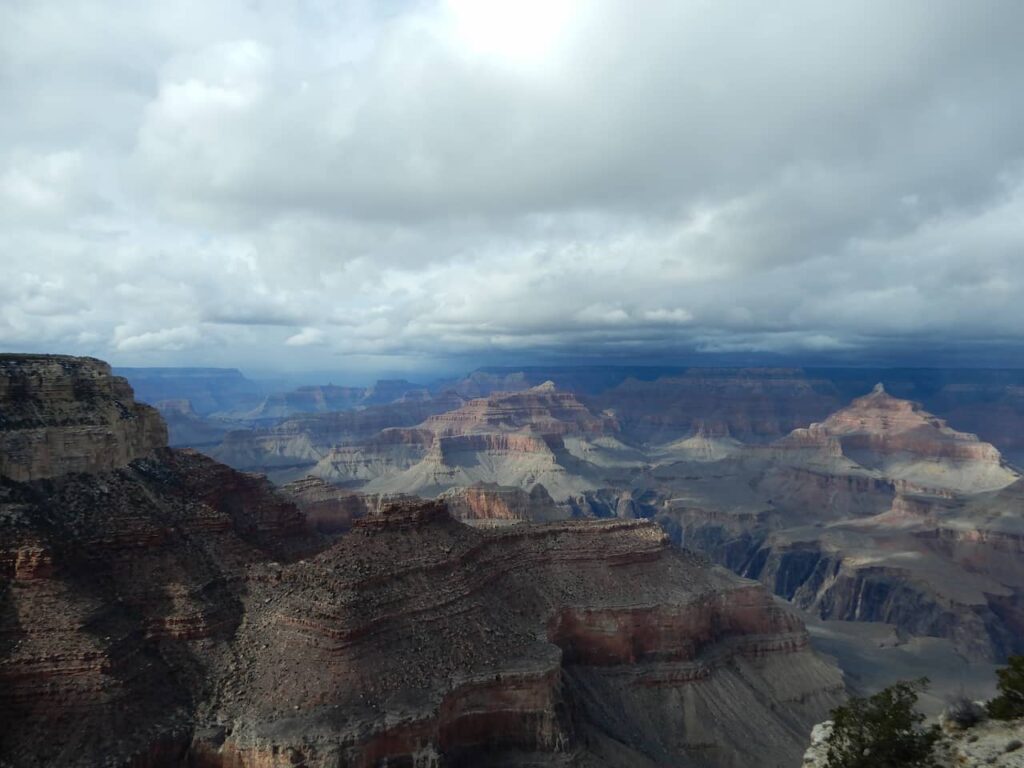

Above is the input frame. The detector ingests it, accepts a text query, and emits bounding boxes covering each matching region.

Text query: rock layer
[0,354,166,481]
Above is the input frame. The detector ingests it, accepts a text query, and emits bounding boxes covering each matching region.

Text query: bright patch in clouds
[444,0,579,65]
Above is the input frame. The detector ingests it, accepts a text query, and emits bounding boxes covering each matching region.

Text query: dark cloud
[2,0,1024,373]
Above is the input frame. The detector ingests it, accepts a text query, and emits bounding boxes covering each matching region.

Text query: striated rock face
[304,384,637,501]
[786,383,1007,471]
[639,387,1024,664]
[0,354,167,481]
[279,475,416,533]
[440,481,564,524]
[206,394,466,481]
[201,507,842,768]
[0,447,319,766]
[0,355,845,767]
[0,480,846,768]
[421,382,617,437]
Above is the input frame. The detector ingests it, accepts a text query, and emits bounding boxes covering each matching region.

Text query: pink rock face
[0,354,167,481]
[812,383,1003,463]
[422,382,615,438]
[442,482,561,522]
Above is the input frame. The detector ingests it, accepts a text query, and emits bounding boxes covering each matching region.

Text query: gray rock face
[0,354,167,481]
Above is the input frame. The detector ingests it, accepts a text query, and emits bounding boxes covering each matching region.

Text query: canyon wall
[0,354,844,768]
[0,354,167,481]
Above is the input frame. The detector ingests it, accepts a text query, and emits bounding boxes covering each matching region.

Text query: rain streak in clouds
[2,0,1024,373]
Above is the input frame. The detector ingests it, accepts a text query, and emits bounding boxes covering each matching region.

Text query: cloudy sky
[2,1,1024,375]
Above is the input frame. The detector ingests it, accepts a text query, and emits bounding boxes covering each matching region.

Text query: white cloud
[285,327,327,347]
[1,1,1024,370]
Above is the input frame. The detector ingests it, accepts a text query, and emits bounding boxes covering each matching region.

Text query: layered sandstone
[421,382,616,437]
[0,448,319,766]
[776,383,1015,493]
[305,385,633,501]
[0,354,167,481]
[200,506,843,767]
[0,355,845,767]
[440,481,564,524]
[206,394,466,480]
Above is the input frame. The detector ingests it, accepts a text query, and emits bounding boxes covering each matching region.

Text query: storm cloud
[2,0,1024,373]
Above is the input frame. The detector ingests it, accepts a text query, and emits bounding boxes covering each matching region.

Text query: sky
[2,0,1024,376]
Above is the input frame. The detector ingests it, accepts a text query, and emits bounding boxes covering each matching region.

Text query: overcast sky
[2,1,1024,375]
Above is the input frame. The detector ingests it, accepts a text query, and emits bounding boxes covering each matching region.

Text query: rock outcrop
[421,382,617,437]
[778,383,1015,492]
[440,482,564,524]
[802,718,1024,768]
[199,507,842,768]
[0,354,167,481]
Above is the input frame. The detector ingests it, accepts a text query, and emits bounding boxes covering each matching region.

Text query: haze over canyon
[4,0,1024,765]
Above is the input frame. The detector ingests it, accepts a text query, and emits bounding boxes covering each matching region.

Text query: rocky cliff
[301,385,637,501]
[440,481,564,524]
[198,506,843,767]
[0,354,167,481]
[779,383,1013,492]
[421,382,617,437]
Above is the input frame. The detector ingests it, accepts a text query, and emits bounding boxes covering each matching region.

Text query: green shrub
[988,655,1024,721]
[824,678,940,768]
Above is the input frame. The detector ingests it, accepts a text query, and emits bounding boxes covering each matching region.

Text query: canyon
[146,364,1024,702]
[0,354,845,767]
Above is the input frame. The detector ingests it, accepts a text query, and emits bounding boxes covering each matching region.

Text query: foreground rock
[0,354,844,767]
[802,718,1024,767]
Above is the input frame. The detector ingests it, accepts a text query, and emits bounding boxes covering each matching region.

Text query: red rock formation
[440,482,562,523]
[808,383,1004,463]
[421,382,616,437]
[199,508,841,767]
